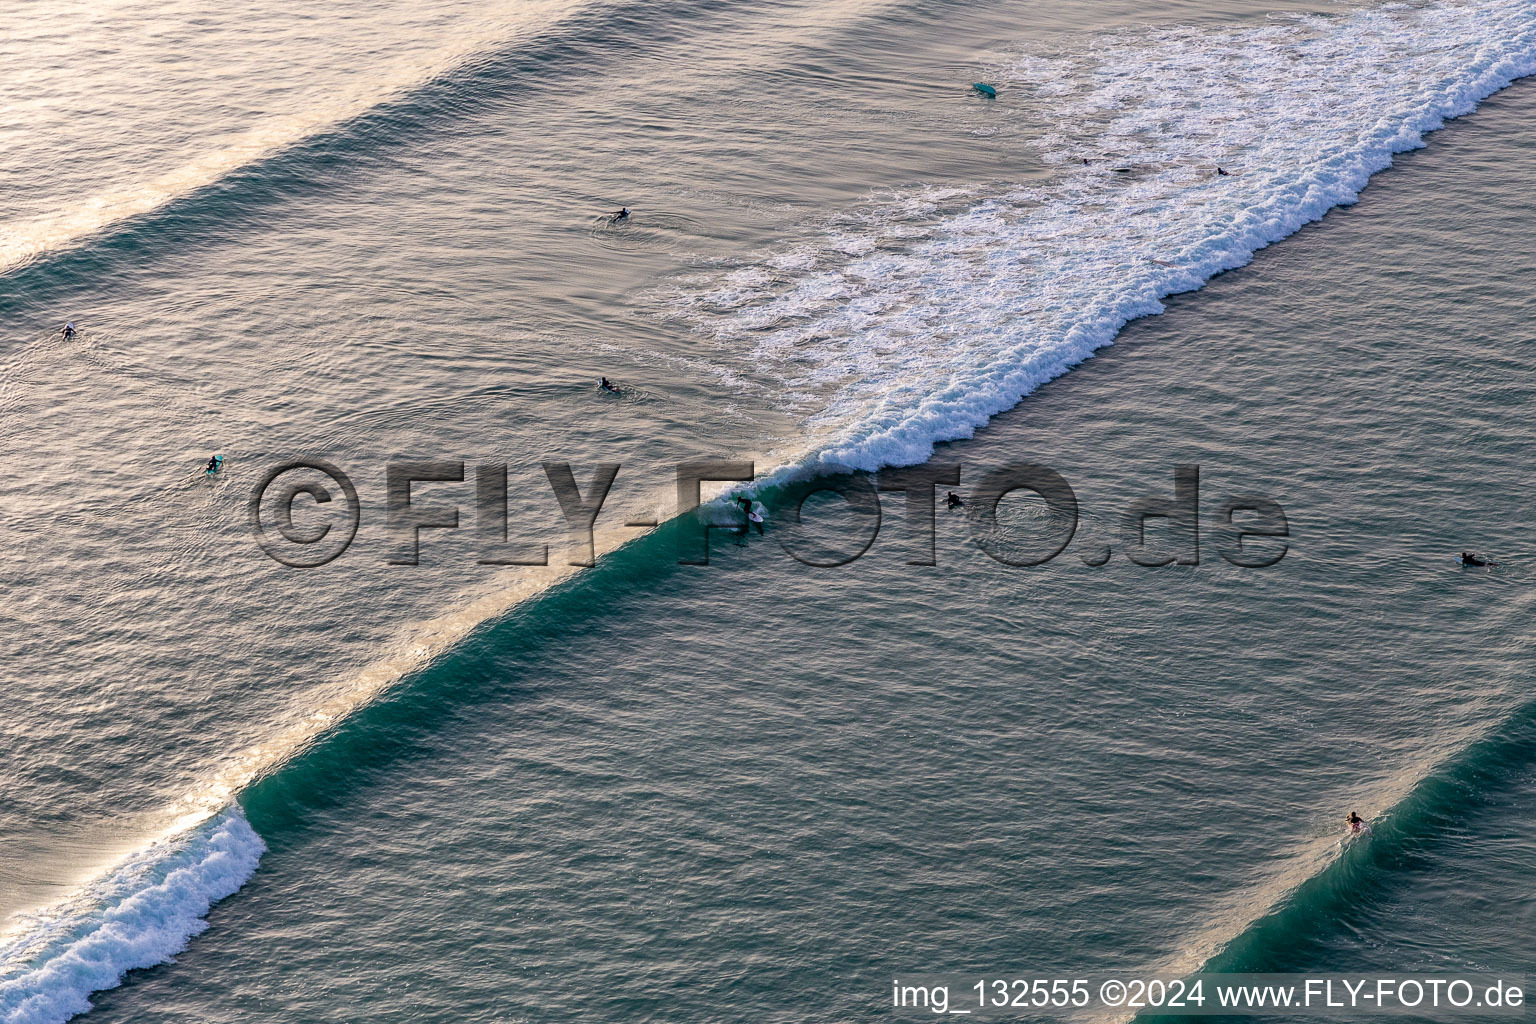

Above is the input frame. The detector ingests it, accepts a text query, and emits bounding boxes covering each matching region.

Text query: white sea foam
[0,810,263,1024]
[7,5,1535,1022]
[665,0,1536,475]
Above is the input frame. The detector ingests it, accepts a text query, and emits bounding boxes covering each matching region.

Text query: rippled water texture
[1,0,1532,1020]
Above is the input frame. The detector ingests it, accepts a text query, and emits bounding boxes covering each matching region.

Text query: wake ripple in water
[587,211,712,254]
[663,0,1536,473]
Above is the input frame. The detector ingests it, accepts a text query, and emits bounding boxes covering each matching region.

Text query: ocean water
[1,0,1533,1021]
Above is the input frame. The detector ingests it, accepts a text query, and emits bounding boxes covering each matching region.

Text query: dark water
[1,0,1533,1021]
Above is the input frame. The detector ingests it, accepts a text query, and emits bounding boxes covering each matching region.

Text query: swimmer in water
[1346,811,1370,836]
[600,377,619,393]
[61,322,77,340]
[613,207,629,222]
[945,491,964,510]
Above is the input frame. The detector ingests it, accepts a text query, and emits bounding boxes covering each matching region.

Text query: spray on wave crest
[664,0,1536,475]
[0,811,263,1024]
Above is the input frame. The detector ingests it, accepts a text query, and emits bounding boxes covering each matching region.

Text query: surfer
[1459,551,1489,567]
[734,496,751,543]
[61,322,77,340]
[1216,166,1231,177]
[205,455,222,474]
[600,377,620,393]
[735,496,764,537]
[945,491,964,510]
[1346,811,1370,836]
[612,207,629,222]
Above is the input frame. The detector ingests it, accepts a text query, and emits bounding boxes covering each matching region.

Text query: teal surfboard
[972,82,996,98]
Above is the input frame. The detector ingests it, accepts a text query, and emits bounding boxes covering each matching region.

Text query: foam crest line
[0,811,263,1024]
[666,0,1536,477]
[0,501,687,1022]
[0,459,787,1021]
[6,1,1535,1019]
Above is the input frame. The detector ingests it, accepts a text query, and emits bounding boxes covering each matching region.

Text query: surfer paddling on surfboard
[1346,811,1371,837]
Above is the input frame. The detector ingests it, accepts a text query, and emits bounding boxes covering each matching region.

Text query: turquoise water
[1,0,1533,1021]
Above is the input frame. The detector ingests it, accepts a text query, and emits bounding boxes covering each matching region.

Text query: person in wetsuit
[1460,551,1488,567]
[613,207,629,222]
[61,322,77,340]
[734,495,764,536]
[600,377,619,393]
[945,491,964,509]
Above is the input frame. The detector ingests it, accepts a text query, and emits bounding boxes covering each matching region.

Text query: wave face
[664,0,1536,474]
[3,2,1533,1020]
[1204,695,1536,975]
[0,812,263,1024]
